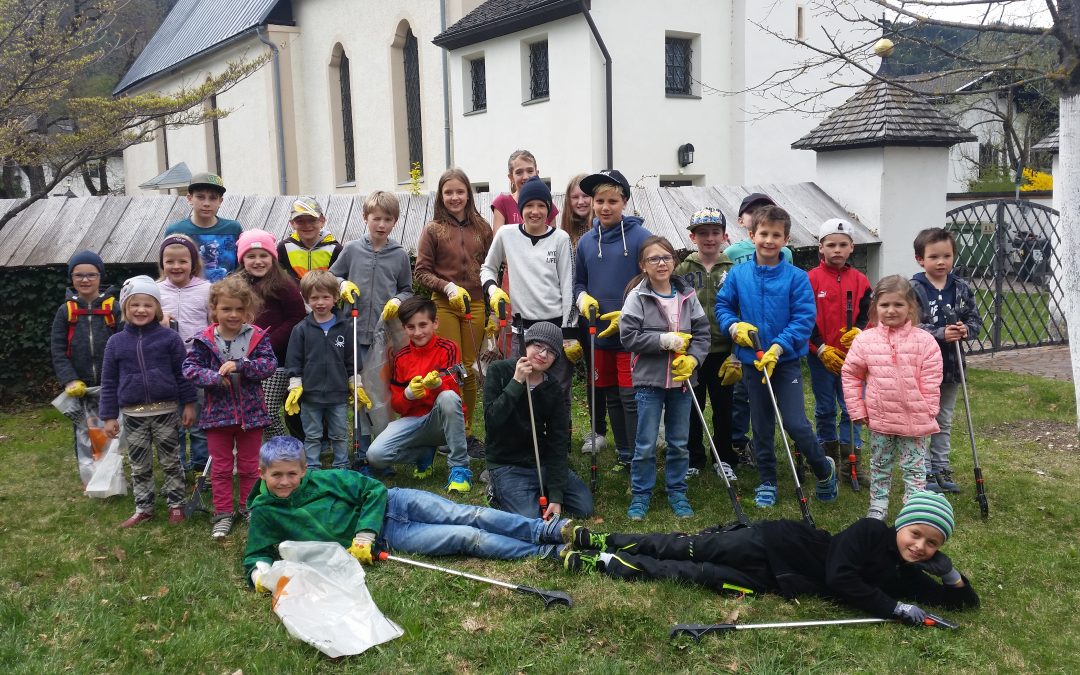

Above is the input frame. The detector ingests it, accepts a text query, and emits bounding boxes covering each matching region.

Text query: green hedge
[0,263,156,403]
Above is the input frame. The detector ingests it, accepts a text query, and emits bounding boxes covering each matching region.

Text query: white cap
[818,218,855,242]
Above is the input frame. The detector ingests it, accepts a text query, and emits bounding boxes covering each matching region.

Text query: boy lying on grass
[244,437,571,589]
[561,492,979,625]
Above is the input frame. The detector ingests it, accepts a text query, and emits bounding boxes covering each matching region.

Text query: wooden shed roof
[0,183,878,268]
[1033,129,1059,153]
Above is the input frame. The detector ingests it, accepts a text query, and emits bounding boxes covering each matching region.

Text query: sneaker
[119,511,153,529]
[356,463,374,477]
[925,473,944,493]
[733,441,754,467]
[938,469,961,494]
[580,431,608,454]
[563,549,603,574]
[211,513,234,539]
[686,467,701,478]
[669,493,695,519]
[466,436,486,460]
[413,448,436,479]
[167,507,185,525]
[714,461,737,482]
[564,524,608,551]
[446,466,473,493]
[627,495,650,520]
[815,456,838,503]
[867,505,887,520]
[754,483,778,508]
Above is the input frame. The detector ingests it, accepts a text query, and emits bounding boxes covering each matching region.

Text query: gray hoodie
[329,235,413,345]
[619,276,710,388]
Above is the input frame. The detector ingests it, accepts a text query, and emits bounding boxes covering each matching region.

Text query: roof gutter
[256,26,288,194]
[579,1,612,168]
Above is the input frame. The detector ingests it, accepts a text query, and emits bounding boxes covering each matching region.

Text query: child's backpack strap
[65,297,117,357]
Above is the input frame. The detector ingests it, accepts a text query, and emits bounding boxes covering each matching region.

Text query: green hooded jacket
[675,251,734,353]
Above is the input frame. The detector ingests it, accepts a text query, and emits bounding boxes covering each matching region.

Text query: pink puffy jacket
[841,322,943,437]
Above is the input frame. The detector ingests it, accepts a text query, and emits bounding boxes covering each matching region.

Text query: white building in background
[117,0,870,197]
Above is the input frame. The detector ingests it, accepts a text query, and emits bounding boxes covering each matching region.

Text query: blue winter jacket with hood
[572,215,653,350]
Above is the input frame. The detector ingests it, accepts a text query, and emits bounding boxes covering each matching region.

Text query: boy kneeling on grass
[244,436,573,589]
[561,492,979,624]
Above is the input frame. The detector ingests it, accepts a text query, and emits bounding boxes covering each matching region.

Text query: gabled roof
[792,78,976,152]
[433,0,585,50]
[1033,129,1059,153]
[114,0,292,95]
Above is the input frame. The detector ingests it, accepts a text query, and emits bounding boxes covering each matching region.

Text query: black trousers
[688,351,736,469]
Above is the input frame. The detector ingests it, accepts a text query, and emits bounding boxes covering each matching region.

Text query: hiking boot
[925,473,944,494]
[211,512,234,539]
[627,495,650,521]
[938,469,961,494]
[564,524,609,551]
[466,436,486,460]
[822,440,842,465]
[714,461,737,482]
[669,493,695,519]
[119,511,153,529]
[815,456,838,502]
[446,466,473,493]
[754,483,777,508]
[413,448,436,479]
[167,507,185,525]
[685,467,701,478]
[563,549,604,574]
[580,431,608,454]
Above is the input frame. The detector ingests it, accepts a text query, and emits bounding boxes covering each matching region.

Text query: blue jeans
[488,464,594,518]
[731,378,751,444]
[300,402,349,469]
[631,386,691,498]
[367,390,468,469]
[743,359,830,485]
[380,487,564,559]
[806,353,862,448]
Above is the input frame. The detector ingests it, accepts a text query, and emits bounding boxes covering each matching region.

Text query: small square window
[470,57,487,111]
[529,41,549,100]
[665,37,692,95]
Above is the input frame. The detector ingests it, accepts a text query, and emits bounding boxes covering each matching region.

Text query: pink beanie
[237,229,278,261]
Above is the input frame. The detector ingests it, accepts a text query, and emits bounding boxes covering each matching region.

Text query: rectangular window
[665,37,692,95]
[470,57,487,111]
[529,40,549,100]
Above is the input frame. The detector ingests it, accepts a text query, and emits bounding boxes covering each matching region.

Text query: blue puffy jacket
[715,251,816,365]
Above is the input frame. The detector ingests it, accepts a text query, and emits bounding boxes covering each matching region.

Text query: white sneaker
[211,513,234,539]
[686,467,701,478]
[714,461,737,482]
[580,431,608,454]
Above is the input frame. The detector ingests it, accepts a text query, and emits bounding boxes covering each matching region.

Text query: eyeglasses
[72,273,100,281]
[644,255,674,266]
[529,344,557,357]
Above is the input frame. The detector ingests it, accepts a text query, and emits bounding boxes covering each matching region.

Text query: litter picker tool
[845,290,861,492]
[462,293,480,383]
[516,313,548,518]
[182,455,213,518]
[750,331,814,528]
[586,307,599,494]
[670,613,957,641]
[944,305,989,519]
[687,385,749,526]
[497,298,509,359]
[351,306,373,471]
[376,551,572,609]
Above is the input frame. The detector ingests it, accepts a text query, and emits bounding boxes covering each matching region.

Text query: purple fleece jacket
[99,322,197,420]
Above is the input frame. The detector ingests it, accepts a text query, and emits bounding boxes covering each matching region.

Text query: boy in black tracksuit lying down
[562,491,978,624]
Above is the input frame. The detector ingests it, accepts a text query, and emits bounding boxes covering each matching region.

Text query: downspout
[257,26,288,194]
[580,1,612,169]
[440,0,453,169]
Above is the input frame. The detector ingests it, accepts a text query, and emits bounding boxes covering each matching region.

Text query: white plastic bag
[362,321,407,438]
[84,438,129,498]
[261,541,403,658]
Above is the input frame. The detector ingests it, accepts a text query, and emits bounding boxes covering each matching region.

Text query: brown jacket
[413,218,493,299]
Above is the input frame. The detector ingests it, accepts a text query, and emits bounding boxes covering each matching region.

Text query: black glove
[894,601,927,626]
[914,552,961,585]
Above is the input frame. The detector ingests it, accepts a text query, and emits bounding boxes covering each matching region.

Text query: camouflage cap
[289,196,324,220]
[188,172,226,194]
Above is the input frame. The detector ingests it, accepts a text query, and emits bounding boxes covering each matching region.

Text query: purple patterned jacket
[182,324,277,430]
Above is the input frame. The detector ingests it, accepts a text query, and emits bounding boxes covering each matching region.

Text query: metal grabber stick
[670,612,958,641]
[845,290,861,492]
[687,384,750,526]
[944,305,988,519]
[586,307,599,494]
[516,313,548,517]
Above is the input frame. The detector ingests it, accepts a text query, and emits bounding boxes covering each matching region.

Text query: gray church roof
[0,184,878,268]
[114,0,291,95]
[433,0,584,50]
[792,78,976,152]
[1033,129,1059,153]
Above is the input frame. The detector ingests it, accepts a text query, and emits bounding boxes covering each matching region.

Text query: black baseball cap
[738,192,775,217]
[580,170,631,200]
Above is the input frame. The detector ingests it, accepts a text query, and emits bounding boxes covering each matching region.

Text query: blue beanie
[68,250,104,277]
[517,175,552,214]
[895,491,955,540]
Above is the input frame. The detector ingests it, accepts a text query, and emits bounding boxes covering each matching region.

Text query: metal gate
[945,199,1065,353]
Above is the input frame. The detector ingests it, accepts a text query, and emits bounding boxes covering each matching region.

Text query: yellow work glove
[422,370,443,390]
[284,385,303,416]
[563,339,583,364]
[658,331,692,353]
[597,310,621,339]
[381,298,401,322]
[250,561,271,593]
[65,380,87,398]
[818,345,846,375]
[754,344,782,382]
[484,315,499,338]
[718,354,742,386]
[406,376,427,400]
[339,280,360,304]
[839,327,861,350]
[671,354,698,383]
[577,293,599,322]
[444,283,470,315]
[488,287,511,315]
[347,531,375,565]
[731,322,759,348]
[349,380,372,409]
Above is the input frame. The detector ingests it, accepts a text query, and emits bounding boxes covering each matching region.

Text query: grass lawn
[973,289,1062,347]
[1,368,1078,673]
